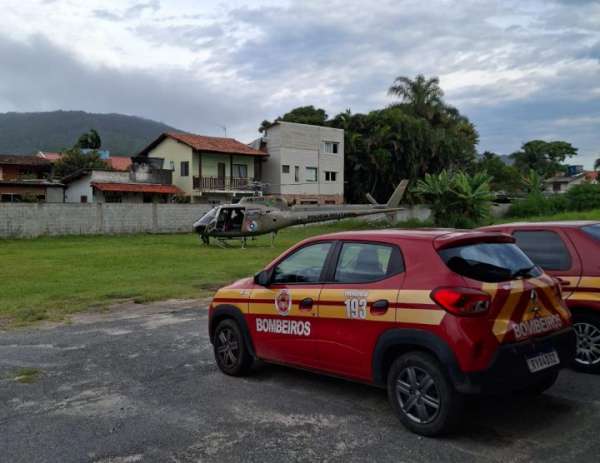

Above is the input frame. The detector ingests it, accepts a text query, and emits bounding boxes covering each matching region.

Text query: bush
[508,193,568,218]
[565,183,600,211]
[508,183,600,218]
[414,170,493,228]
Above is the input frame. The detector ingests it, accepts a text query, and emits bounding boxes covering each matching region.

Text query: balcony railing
[193,176,256,191]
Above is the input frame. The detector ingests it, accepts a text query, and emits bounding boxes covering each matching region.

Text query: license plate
[526,350,560,373]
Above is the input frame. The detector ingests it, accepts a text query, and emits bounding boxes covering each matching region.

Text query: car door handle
[370,299,389,315]
[299,297,314,310]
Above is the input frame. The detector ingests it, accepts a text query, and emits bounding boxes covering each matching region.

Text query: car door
[511,228,582,298]
[315,241,405,380]
[248,241,334,367]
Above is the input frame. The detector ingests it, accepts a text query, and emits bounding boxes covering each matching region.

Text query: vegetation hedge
[508,183,600,218]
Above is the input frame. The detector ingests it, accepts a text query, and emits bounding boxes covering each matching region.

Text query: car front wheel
[213,319,253,376]
[572,312,600,374]
[387,351,463,436]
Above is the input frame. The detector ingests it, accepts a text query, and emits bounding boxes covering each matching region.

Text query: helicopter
[192,180,409,247]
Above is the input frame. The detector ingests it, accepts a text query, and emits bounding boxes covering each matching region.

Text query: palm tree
[388,74,444,121]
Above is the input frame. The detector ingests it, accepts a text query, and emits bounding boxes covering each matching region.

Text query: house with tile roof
[36,151,132,172]
[137,132,268,203]
[0,154,64,202]
[62,157,182,204]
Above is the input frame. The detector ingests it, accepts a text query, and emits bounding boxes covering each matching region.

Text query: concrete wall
[262,122,344,201]
[0,203,212,238]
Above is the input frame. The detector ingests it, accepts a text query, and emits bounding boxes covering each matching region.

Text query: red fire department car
[481,221,600,373]
[209,229,576,435]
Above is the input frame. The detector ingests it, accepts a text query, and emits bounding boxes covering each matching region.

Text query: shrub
[508,193,568,218]
[414,170,493,228]
[565,183,600,211]
[508,182,600,218]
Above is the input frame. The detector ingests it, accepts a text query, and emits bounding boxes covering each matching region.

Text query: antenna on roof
[215,124,227,137]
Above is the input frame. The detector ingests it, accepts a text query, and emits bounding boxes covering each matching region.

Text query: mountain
[0,111,180,156]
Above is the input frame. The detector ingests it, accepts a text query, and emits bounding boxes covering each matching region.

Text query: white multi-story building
[253,121,344,204]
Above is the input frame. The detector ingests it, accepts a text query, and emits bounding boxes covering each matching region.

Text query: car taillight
[430,287,491,316]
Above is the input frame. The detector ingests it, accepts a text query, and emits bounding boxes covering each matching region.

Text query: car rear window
[582,224,600,242]
[512,230,571,271]
[438,242,542,283]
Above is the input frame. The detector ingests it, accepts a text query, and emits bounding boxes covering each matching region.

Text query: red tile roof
[585,171,598,181]
[37,151,63,162]
[138,132,267,157]
[91,182,182,194]
[107,156,132,171]
[0,154,52,167]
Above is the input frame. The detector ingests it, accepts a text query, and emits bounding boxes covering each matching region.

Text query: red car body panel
[480,221,600,312]
[210,229,574,387]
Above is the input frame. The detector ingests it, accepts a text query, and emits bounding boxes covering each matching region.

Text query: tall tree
[475,151,520,193]
[510,140,577,178]
[388,74,444,122]
[595,157,600,171]
[54,147,109,178]
[77,129,102,150]
[258,106,328,132]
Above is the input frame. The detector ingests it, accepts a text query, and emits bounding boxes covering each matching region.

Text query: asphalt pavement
[1,300,599,463]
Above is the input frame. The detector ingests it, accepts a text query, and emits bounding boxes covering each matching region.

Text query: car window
[272,242,332,284]
[439,242,541,283]
[512,231,571,271]
[582,224,600,242]
[334,242,403,283]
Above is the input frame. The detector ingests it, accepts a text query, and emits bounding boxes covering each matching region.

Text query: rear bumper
[456,328,576,394]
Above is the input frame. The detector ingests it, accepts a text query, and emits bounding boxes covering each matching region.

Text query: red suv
[481,221,600,373]
[209,230,575,435]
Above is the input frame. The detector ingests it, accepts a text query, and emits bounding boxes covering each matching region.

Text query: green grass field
[1,209,598,326]
[0,219,426,325]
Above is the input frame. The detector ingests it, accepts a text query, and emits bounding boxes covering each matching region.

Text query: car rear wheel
[521,371,559,396]
[213,319,253,376]
[387,351,463,436]
[572,313,600,374]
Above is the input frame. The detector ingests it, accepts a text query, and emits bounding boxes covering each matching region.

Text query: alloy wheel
[395,366,441,424]
[216,327,240,369]
[574,322,600,366]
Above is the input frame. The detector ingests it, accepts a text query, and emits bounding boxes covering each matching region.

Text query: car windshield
[582,224,600,242]
[439,242,542,283]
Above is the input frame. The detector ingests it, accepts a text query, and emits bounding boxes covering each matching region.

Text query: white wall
[262,122,344,197]
[65,174,94,203]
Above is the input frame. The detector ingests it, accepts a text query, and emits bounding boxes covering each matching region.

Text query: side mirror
[253,270,271,287]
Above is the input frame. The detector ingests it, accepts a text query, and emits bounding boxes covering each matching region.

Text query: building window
[80,195,88,203]
[169,160,175,171]
[325,171,337,182]
[232,164,248,178]
[104,192,123,203]
[321,141,339,154]
[282,165,290,174]
[180,161,189,177]
[306,167,318,182]
[294,166,300,183]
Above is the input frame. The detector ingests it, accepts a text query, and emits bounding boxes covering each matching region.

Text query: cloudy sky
[2,0,599,166]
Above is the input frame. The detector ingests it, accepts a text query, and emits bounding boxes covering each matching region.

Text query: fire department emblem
[275,289,292,316]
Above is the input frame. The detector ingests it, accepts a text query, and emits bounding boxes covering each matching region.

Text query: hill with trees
[0,110,178,156]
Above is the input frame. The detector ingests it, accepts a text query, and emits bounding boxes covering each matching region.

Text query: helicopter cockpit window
[215,208,245,233]
[196,207,219,226]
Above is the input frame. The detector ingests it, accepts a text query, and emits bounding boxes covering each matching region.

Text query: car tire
[521,371,559,396]
[387,351,463,437]
[213,319,253,376]
[572,312,600,374]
